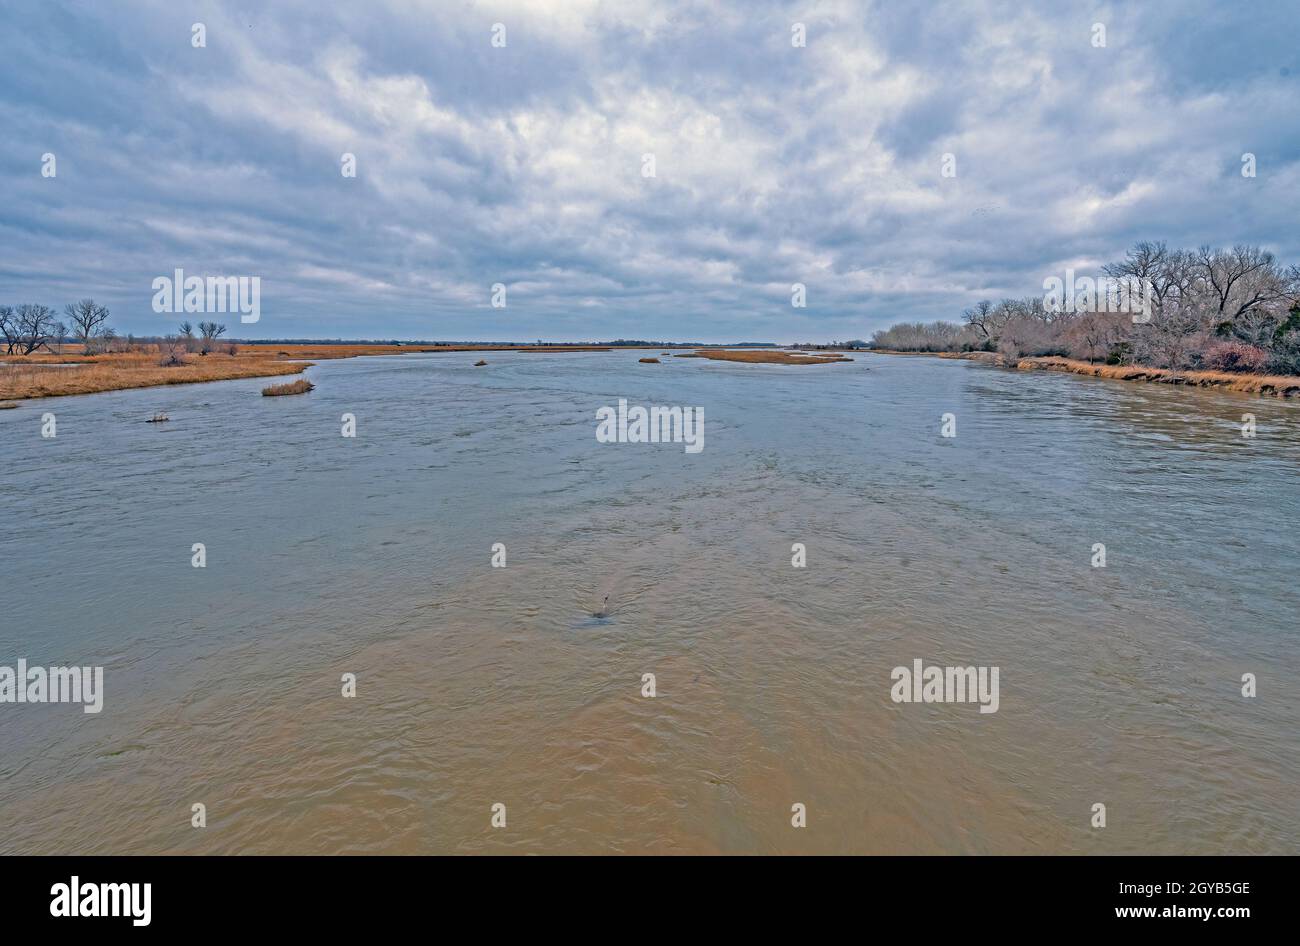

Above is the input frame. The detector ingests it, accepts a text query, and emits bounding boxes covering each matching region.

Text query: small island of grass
[262,378,315,396]
[685,349,852,365]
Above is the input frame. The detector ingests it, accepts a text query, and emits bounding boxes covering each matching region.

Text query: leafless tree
[0,305,18,354]
[15,304,60,354]
[1193,245,1288,322]
[64,298,110,354]
[159,334,188,366]
[1065,312,1127,363]
[962,300,996,340]
[197,321,227,354]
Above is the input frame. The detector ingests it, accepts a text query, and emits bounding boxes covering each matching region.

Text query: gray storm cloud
[1,0,1296,340]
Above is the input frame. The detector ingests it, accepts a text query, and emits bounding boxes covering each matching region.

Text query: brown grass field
[0,352,310,400]
[0,343,623,400]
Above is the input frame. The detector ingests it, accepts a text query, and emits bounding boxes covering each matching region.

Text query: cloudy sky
[1,1,1297,342]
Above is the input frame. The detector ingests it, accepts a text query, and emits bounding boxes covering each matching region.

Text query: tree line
[870,243,1300,375]
[0,299,233,360]
[0,300,110,355]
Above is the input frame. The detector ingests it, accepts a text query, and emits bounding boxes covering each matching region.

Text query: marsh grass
[261,378,315,396]
[874,349,1300,396]
[1018,357,1300,396]
[689,349,852,365]
[0,353,309,400]
[0,343,637,401]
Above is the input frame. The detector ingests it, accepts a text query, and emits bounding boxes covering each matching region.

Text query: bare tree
[15,304,59,354]
[1065,312,1127,363]
[197,321,227,354]
[0,305,18,354]
[159,334,187,366]
[1193,245,1287,321]
[49,319,68,352]
[64,298,110,354]
[962,300,996,340]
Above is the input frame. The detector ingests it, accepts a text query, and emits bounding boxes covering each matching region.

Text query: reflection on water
[1,350,1297,854]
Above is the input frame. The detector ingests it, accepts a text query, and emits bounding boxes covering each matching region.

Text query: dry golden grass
[871,349,1300,397]
[687,349,852,365]
[262,378,315,396]
[0,352,309,400]
[937,351,1005,364]
[1019,357,1300,396]
[9,342,619,364]
[0,343,633,400]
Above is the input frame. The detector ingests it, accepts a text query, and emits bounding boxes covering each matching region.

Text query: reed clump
[261,378,315,396]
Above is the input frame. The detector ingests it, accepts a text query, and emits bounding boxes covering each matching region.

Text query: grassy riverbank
[872,349,1300,396]
[0,344,618,400]
[0,352,311,399]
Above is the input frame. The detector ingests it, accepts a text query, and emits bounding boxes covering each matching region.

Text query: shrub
[1200,340,1270,373]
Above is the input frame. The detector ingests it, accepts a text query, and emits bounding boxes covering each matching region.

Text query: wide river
[2,350,1297,854]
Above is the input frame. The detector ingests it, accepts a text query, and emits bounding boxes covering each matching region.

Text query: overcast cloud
[1,0,1297,341]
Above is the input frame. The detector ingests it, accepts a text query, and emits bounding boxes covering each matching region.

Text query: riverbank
[871,349,1300,397]
[0,352,311,400]
[0,344,617,400]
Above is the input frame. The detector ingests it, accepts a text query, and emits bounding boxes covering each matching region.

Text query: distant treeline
[0,320,782,355]
[870,242,1300,375]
